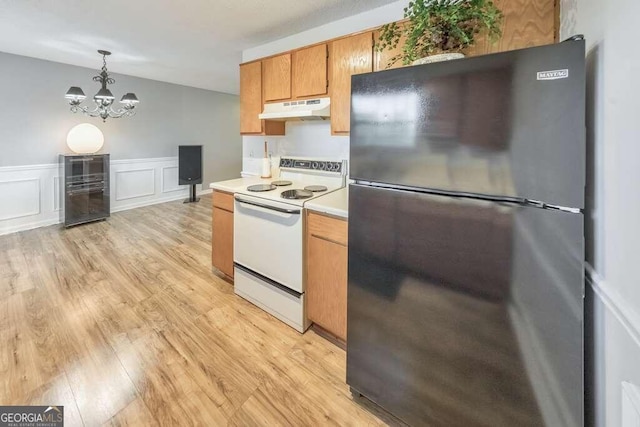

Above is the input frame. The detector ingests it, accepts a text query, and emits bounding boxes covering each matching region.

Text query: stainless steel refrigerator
[347,39,585,427]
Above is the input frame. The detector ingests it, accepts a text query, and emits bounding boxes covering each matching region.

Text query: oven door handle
[234,196,301,215]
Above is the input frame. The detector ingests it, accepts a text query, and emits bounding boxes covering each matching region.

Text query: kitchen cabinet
[465,0,557,56]
[306,211,348,341]
[240,2,556,135]
[212,190,234,278]
[240,62,285,135]
[293,44,328,99]
[329,32,373,134]
[373,26,407,72]
[263,53,292,102]
[374,0,556,70]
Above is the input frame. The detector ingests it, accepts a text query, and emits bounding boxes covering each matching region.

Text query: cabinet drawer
[307,211,347,246]
[212,190,234,212]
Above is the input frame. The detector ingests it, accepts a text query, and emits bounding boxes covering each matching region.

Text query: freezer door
[350,41,585,208]
[347,184,583,427]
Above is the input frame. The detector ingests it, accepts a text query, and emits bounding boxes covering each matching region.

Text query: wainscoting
[0,157,210,236]
[587,266,640,427]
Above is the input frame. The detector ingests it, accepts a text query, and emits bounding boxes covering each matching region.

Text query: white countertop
[305,187,348,219]
[209,176,269,193]
[210,178,349,218]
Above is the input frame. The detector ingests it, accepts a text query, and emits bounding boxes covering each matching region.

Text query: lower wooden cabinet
[306,211,348,341]
[212,191,234,278]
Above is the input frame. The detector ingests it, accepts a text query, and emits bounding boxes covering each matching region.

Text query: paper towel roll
[261,157,271,178]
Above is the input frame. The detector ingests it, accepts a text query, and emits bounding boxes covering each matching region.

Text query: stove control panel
[280,158,343,173]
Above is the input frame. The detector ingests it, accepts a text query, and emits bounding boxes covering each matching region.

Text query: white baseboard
[0,157,209,236]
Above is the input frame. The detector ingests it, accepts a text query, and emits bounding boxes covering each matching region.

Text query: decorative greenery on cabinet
[376,0,504,67]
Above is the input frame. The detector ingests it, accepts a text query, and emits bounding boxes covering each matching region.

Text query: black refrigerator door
[347,184,584,427]
[350,40,585,209]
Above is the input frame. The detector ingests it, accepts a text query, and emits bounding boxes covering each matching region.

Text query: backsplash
[241,121,349,176]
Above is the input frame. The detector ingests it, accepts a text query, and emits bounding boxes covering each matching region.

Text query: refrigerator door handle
[352,181,526,206]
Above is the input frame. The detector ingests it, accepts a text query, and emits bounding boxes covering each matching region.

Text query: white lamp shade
[66,123,104,154]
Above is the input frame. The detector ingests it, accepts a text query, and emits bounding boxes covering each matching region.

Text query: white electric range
[233,158,347,332]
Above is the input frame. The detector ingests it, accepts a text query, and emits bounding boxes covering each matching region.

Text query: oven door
[233,194,304,293]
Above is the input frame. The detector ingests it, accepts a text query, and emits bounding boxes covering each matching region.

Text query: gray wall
[0,52,241,185]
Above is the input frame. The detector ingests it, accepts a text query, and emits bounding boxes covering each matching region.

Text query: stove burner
[271,180,293,186]
[281,189,314,200]
[247,184,276,192]
[304,185,328,192]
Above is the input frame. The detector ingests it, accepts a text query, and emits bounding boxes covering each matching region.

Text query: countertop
[209,176,269,193]
[210,178,349,218]
[305,187,348,219]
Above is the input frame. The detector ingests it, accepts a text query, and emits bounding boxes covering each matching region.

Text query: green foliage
[377,0,503,67]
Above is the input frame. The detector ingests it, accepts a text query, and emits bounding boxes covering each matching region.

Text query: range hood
[258,97,330,121]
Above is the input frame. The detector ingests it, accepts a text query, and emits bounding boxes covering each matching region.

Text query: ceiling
[0,0,398,95]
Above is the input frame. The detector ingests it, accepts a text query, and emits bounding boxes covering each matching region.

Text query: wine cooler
[60,154,110,227]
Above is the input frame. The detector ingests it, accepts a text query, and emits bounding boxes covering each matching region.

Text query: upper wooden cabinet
[293,44,328,98]
[240,62,263,134]
[375,0,556,69]
[263,53,292,102]
[373,26,407,72]
[239,4,556,136]
[468,0,556,56]
[329,32,373,134]
[239,62,285,135]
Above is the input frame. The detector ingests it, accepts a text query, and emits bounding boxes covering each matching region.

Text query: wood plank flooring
[0,195,399,426]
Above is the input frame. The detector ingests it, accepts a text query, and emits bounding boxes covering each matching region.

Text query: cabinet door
[293,44,328,98]
[307,234,348,340]
[306,212,348,341]
[374,28,406,71]
[330,32,373,134]
[263,53,292,102]
[465,0,556,56]
[240,62,263,134]
[212,192,234,278]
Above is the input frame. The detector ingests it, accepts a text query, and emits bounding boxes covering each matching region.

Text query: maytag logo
[537,69,569,80]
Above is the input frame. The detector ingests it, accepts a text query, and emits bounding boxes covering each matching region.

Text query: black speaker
[178,145,203,185]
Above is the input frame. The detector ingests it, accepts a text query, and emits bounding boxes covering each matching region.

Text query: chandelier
[64,50,139,122]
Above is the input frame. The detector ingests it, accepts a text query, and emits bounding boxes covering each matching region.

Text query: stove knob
[312,161,319,170]
[319,162,327,171]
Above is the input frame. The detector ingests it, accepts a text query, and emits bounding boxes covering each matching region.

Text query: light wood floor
[0,195,398,426]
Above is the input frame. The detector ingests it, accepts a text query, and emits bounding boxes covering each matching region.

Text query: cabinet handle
[311,233,347,247]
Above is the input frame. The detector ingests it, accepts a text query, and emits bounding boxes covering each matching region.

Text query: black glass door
[63,154,110,226]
